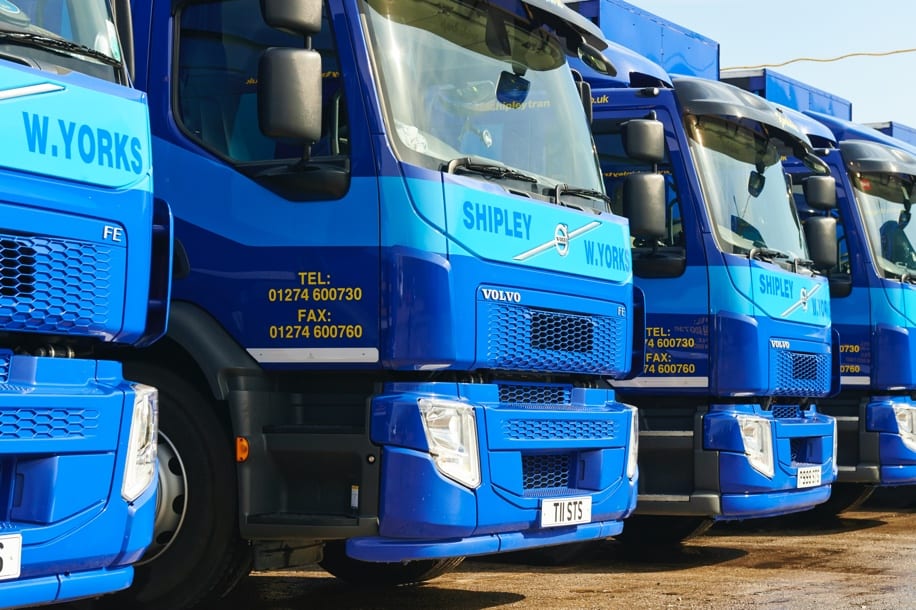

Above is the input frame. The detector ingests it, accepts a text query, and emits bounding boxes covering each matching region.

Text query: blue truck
[0,0,170,607]
[756,103,916,512]
[121,0,653,606]
[569,0,838,541]
[581,70,838,542]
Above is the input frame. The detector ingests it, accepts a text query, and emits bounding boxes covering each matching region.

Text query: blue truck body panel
[570,0,719,80]
[866,121,916,150]
[0,3,168,606]
[127,0,640,590]
[721,69,852,121]
[1,358,158,609]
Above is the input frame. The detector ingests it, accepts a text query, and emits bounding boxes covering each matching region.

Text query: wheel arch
[127,300,262,402]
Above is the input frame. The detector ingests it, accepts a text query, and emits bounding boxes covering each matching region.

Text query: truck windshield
[852,171,916,278]
[686,115,808,260]
[0,0,122,82]
[362,0,603,194]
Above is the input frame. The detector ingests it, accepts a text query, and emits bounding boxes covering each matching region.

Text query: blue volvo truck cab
[0,0,170,607]
[581,67,839,541]
[123,0,651,606]
[774,110,916,512]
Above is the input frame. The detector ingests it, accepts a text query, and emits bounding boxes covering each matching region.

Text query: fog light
[122,384,159,501]
[418,398,480,488]
[626,405,639,480]
[738,415,774,478]
[893,404,916,451]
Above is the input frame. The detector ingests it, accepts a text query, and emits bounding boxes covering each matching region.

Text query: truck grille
[522,453,571,494]
[483,303,623,374]
[498,383,572,407]
[773,351,831,396]
[0,234,112,335]
[771,405,802,419]
[0,408,99,439]
[502,418,617,441]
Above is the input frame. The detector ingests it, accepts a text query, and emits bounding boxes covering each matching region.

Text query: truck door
[158,1,382,359]
[593,107,711,388]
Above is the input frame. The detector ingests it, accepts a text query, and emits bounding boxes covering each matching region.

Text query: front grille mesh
[774,350,831,396]
[0,234,113,335]
[484,302,623,374]
[0,408,99,439]
[522,454,570,492]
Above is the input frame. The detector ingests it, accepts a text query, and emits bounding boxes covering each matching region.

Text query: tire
[615,515,714,547]
[103,364,252,609]
[318,541,464,586]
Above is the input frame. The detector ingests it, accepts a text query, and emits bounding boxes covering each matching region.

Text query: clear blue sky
[625,1,916,128]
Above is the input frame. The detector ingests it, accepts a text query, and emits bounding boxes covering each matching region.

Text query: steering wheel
[0,1,29,27]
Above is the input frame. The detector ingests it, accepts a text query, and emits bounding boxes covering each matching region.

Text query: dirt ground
[54,490,916,609]
[217,491,916,610]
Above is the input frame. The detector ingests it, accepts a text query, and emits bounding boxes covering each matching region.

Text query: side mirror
[623,119,665,164]
[623,173,667,241]
[258,48,322,142]
[261,0,322,35]
[804,216,838,271]
[804,175,837,210]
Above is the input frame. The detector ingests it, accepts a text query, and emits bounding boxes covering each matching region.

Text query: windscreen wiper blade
[555,184,611,211]
[0,32,120,66]
[884,266,916,284]
[444,156,538,184]
[748,247,791,262]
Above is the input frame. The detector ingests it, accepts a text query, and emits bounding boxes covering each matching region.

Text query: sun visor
[672,76,814,146]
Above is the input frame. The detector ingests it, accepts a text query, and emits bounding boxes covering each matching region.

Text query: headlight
[893,404,916,451]
[418,398,480,489]
[737,415,774,479]
[832,416,839,477]
[122,383,159,502]
[626,405,639,480]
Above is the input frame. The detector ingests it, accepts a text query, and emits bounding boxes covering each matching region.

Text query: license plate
[797,466,822,489]
[0,534,22,581]
[540,496,592,528]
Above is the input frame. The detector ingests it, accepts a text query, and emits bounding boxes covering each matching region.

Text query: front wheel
[319,541,464,586]
[105,364,252,609]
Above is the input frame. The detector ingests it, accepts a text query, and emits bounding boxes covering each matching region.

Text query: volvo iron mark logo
[514,220,601,261]
[554,224,570,257]
[780,283,823,317]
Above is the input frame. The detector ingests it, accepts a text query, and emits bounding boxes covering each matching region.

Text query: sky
[618,0,916,130]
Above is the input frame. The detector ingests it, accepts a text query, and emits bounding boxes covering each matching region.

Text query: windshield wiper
[0,32,120,66]
[883,266,916,284]
[748,246,790,262]
[554,184,611,212]
[444,156,538,184]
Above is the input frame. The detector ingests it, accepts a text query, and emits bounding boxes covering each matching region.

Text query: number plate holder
[797,465,822,489]
[0,533,22,581]
[540,496,592,528]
